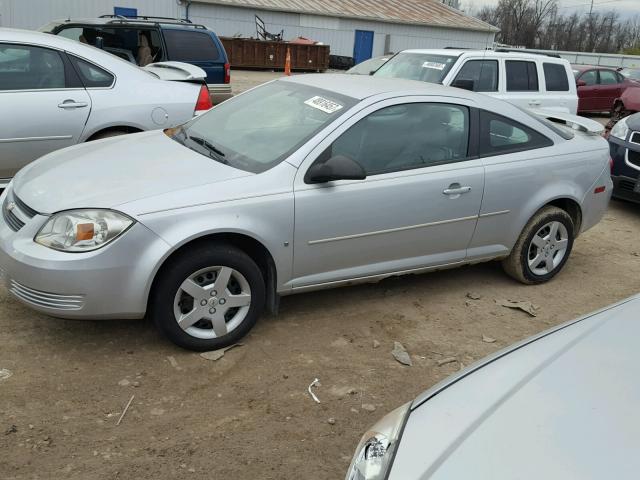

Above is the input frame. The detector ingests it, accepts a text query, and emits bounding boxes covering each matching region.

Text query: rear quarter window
[543,63,570,91]
[163,30,220,62]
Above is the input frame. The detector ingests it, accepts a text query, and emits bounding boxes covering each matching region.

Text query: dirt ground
[1,72,639,480]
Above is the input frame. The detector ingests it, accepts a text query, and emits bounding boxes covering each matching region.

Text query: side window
[579,70,597,86]
[599,70,618,85]
[325,103,470,176]
[480,111,553,156]
[57,27,85,42]
[0,44,65,90]
[163,30,220,62]
[68,56,114,88]
[543,63,570,91]
[506,60,539,92]
[453,60,498,92]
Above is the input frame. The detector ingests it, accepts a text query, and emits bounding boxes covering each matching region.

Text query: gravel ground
[1,71,637,479]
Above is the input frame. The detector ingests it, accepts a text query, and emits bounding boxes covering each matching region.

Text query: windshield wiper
[187,135,227,163]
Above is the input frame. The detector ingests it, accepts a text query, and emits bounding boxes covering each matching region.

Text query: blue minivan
[42,15,232,103]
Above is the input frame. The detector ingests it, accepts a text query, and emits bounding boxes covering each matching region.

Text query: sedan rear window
[164,30,220,62]
[175,82,357,173]
[374,52,459,84]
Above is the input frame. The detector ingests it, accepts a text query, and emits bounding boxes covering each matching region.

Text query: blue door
[114,6,138,17]
[353,30,374,65]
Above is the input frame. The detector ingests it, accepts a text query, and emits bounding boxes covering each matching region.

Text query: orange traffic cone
[284,47,291,76]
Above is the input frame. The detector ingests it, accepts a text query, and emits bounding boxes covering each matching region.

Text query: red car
[572,65,636,114]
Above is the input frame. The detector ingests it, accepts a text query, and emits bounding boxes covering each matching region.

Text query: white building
[0,0,498,62]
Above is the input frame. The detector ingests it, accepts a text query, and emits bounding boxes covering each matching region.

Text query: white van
[374,49,578,114]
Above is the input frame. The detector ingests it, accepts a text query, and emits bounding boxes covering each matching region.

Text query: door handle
[58,100,88,109]
[443,184,472,195]
[528,100,542,106]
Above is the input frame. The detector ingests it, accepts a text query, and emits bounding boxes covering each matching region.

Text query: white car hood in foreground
[390,295,640,480]
[12,131,251,214]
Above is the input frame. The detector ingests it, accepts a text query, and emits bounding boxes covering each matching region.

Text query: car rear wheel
[90,130,129,140]
[502,206,574,285]
[150,243,265,351]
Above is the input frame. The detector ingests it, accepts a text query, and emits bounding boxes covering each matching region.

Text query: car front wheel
[150,243,265,351]
[502,206,574,284]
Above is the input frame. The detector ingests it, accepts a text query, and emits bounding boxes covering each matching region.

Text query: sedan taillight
[195,84,213,114]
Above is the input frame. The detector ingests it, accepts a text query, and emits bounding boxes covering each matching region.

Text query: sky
[460,0,640,18]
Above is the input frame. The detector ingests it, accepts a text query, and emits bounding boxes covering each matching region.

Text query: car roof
[0,27,147,74]
[45,17,202,28]
[401,48,567,62]
[572,64,617,71]
[281,73,481,101]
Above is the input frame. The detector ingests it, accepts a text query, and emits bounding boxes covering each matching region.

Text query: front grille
[631,132,640,144]
[628,149,640,169]
[2,191,39,232]
[13,194,38,218]
[619,179,637,192]
[9,280,84,311]
[2,198,25,232]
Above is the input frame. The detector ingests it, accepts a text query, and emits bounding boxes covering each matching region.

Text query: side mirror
[95,36,105,50]
[577,80,587,87]
[451,79,475,91]
[305,155,366,184]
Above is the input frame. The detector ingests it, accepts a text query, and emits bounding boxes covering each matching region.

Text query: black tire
[150,243,265,351]
[502,206,575,285]
[90,130,129,141]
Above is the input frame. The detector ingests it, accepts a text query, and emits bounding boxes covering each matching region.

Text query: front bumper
[0,188,171,319]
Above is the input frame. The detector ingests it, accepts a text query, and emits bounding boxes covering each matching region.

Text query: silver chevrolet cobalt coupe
[0,75,612,350]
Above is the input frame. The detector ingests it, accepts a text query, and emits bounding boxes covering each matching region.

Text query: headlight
[346,402,410,480]
[35,209,134,252]
[610,117,630,140]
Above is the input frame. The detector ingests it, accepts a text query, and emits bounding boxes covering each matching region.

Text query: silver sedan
[346,295,640,480]
[0,74,612,350]
[0,28,212,188]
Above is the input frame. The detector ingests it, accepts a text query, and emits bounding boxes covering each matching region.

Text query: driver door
[0,43,91,181]
[291,97,484,289]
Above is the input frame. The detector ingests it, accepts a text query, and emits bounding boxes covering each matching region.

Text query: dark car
[572,65,635,114]
[608,112,640,203]
[41,15,231,103]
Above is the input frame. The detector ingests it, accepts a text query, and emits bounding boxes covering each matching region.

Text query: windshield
[173,81,357,173]
[374,52,459,84]
[621,69,640,80]
[347,56,390,75]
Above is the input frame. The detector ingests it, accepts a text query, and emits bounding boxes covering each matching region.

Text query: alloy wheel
[173,266,252,340]
[527,221,569,276]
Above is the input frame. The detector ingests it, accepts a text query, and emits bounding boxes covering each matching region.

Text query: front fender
[130,193,295,304]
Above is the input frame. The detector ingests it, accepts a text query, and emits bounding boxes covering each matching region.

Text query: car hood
[390,295,640,480]
[12,131,251,214]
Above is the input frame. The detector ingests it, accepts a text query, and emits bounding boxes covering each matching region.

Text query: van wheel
[150,243,265,351]
[502,206,574,285]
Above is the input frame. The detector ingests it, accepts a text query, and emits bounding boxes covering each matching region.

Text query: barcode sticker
[304,96,343,114]
[422,61,446,70]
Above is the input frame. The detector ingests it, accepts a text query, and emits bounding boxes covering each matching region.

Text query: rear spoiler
[531,109,604,135]
[142,61,207,82]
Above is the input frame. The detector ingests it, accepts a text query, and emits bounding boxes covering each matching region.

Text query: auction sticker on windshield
[304,96,343,114]
[422,61,446,70]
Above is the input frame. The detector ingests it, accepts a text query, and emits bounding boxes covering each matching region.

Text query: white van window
[454,60,498,92]
[506,61,539,92]
[543,63,570,92]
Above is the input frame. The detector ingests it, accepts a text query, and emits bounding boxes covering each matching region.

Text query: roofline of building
[191,0,500,34]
